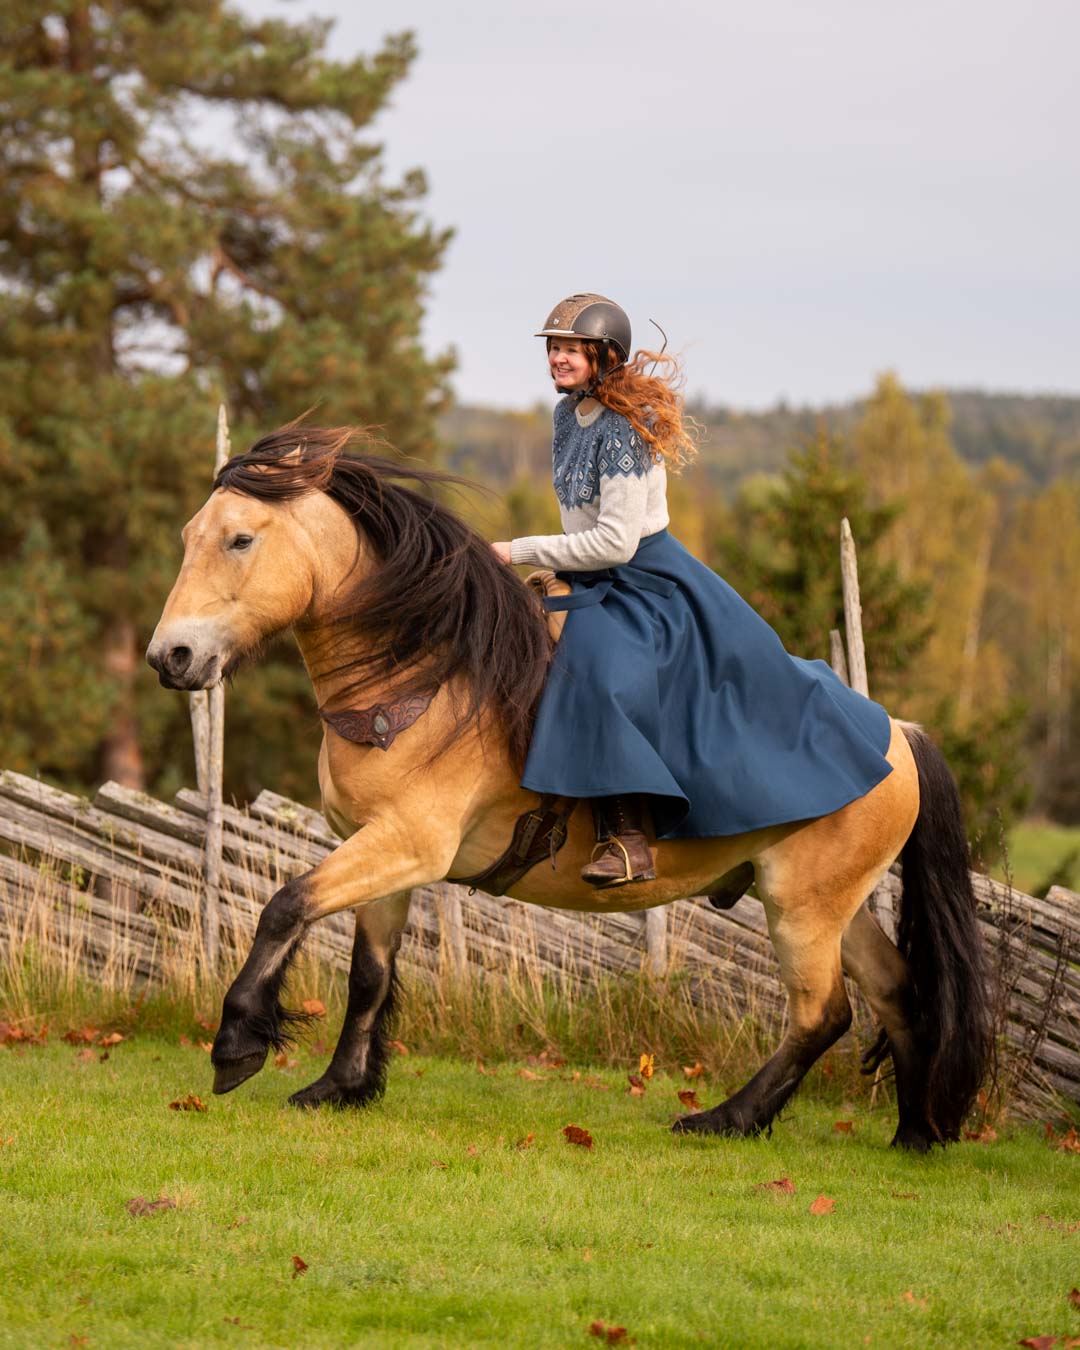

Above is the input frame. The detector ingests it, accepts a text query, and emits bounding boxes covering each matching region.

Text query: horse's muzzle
[145,638,222,690]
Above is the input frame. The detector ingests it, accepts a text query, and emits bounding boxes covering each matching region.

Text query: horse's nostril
[165,645,193,677]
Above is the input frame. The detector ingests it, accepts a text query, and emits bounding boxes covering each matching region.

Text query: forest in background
[2,3,1078,882]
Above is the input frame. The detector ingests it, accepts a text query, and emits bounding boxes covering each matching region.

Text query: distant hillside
[440,390,1080,493]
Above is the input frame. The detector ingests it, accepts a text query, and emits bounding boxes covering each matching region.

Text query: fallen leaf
[388,1039,409,1055]
[677,1088,702,1112]
[475,1059,497,1076]
[195,1014,217,1032]
[515,1132,536,1150]
[301,998,326,1018]
[430,1159,449,1170]
[518,1068,542,1081]
[169,1094,208,1113]
[62,1026,99,1045]
[902,1289,929,1309]
[98,1032,124,1047]
[75,1048,97,1063]
[411,1069,426,1078]
[179,1034,192,1047]
[98,1051,110,1063]
[126,1195,177,1218]
[638,1053,655,1081]
[588,1323,630,1345]
[584,1074,610,1091]
[198,1041,214,1054]
[891,1191,919,1200]
[1018,1338,1058,1349]
[538,1049,566,1068]
[563,1124,594,1149]
[1046,1122,1056,1142]
[755,1177,795,1195]
[227,1217,251,1229]
[682,1061,705,1079]
[68,1337,88,1348]
[1069,1289,1080,1310]
[809,1194,836,1215]
[223,1316,252,1327]
[291,1255,308,1278]
[627,1074,646,1097]
[964,1125,998,1143]
[309,1039,327,1056]
[583,1247,592,1261]
[1056,1128,1080,1155]
[833,1120,854,1134]
[466,1145,479,1157]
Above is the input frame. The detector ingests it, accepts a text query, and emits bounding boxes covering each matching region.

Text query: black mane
[215,424,553,769]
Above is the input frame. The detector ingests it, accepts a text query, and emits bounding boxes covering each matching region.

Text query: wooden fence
[0,767,1076,1117]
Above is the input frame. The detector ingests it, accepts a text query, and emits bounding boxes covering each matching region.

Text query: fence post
[188,405,231,972]
[828,629,849,685]
[436,884,468,974]
[840,517,869,698]
[644,906,668,977]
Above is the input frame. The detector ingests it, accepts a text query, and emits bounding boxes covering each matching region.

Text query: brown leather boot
[580,796,657,888]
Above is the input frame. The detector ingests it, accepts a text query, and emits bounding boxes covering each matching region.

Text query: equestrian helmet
[535,293,631,363]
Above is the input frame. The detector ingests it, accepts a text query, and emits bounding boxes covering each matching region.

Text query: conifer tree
[714,427,929,684]
[0,2,450,792]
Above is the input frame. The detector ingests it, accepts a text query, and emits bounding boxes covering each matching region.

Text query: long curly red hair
[574,341,699,471]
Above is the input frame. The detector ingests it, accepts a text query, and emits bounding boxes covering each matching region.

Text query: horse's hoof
[212,1050,267,1095]
[672,1111,713,1135]
[672,1106,753,1138]
[288,1077,343,1110]
[890,1124,935,1153]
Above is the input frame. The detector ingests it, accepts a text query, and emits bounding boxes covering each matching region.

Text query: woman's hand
[491,541,512,564]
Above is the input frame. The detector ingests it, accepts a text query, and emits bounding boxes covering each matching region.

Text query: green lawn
[1,1039,1077,1349]
[994,819,1080,896]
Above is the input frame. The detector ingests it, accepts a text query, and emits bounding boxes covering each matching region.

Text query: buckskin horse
[146,425,992,1151]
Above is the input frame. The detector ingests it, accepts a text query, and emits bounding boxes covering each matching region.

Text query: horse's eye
[230,534,254,551]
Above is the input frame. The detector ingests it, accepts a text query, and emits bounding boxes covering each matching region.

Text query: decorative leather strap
[320,691,434,751]
[453,795,578,897]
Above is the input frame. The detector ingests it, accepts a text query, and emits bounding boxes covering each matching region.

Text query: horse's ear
[250,445,304,474]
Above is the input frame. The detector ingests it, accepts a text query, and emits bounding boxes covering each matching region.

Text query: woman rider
[492,293,894,889]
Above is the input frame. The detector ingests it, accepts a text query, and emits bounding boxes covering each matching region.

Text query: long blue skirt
[521,529,893,839]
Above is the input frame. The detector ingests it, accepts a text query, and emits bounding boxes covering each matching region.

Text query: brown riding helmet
[535,293,632,364]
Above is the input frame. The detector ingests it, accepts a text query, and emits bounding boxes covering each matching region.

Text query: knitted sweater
[509,395,669,571]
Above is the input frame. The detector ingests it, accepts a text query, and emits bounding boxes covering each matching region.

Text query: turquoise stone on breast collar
[319,692,434,751]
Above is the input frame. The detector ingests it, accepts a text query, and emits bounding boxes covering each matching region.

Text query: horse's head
[146,472,351,690]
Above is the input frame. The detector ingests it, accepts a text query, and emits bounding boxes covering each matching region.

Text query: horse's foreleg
[288,891,410,1110]
[840,903,933,1152]
[674,903,852,1138]
[212,811,456,1096]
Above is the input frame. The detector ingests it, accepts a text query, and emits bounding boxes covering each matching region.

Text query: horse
[146,425,993,1151]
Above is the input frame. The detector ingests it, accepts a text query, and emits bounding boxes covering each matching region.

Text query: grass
[1,1038,1077,1349]
[994,818,1080,896]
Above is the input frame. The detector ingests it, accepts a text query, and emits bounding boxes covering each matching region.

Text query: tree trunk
[100,615,145,788]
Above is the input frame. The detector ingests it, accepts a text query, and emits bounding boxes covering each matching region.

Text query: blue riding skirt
[521,529,893,839]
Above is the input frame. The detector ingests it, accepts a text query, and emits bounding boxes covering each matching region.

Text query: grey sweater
[509,396,669,570]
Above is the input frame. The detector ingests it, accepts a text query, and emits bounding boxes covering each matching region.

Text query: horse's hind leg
[841,903,933,1152]
[674,897,853,1138]
[289,892,411,1110]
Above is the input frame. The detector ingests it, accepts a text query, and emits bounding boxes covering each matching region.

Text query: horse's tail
[896,722,994,1140]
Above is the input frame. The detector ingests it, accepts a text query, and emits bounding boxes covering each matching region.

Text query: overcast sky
[240,0,1079,410]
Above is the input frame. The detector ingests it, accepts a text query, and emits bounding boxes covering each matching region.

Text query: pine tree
[714,426,930,685]
[0,2,450,793]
